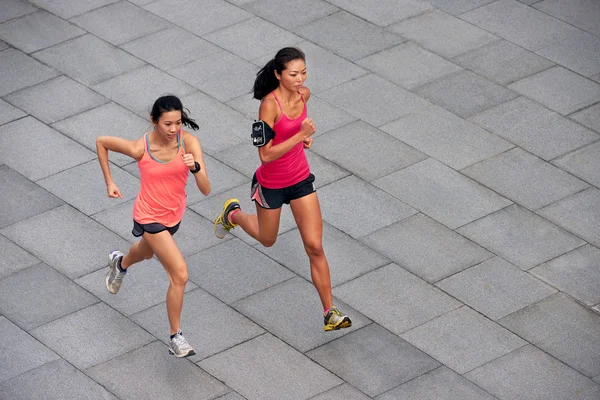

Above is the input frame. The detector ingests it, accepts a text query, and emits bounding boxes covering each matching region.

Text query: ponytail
[252,47,306,100]
[181,108,199,131]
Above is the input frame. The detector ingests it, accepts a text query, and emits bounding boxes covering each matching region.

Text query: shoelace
[113,271,126,283]
[172,334,189,349]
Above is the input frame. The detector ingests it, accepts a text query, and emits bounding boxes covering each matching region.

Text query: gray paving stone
[570,102,600,133]
[415,70,518,118]
[0,263,98,330]
[1,204,132,279]
[0,10,84,53]
[0,234,38,280]
[201,333,342,400]
[327,0,432,26]
[33,34,146,85]
[87,341,228,400]
[0,359,118,400]
[461,0,582,51]
[307,323,440,397]
[592,73,600,83]
[357,42,463,90]
[143,0,252,36]
[131,288,264,362]
[0,117,96,181]
[5,75,108,124]
[305,150,352,186]
[536,31,600,78]
[0,98,25,126]
[534,0,600,36]
[457,204,585,270]
[215,393,246,400]
[70,2,170,45]
[427,0,496,15]
[0,48,59,96]
[91,199,138,243]
[313,384,370,399]
[311,121,426,181]
[381,104,514,170]
[465,345,600,400]
[0,165,63,229]
[377,366,497,400]
[499,293,600,378]
[318,175,418,238]
[334,263,462,334]
[120,27,220,71]
[374,158,512,229]
[538,187,600,248]
[170,51,258,103]
[0,39,6,50]
[258,223,389,287]
[508,66,600,115]
[553,140,600,189]
[362,214,493,283]
[38,160,139,215]
[463,147,589,210]
[233,277,370,352]
[202,141,257,179]
[318,74,431,126]
[532,245,600,306]
[455,40,554,86]
[437,257,556,320]
[30,0,120,19]
[294,11,404,61]
[167,209,229,257]
[389,10,498,58]
[242,0,339,29]
[0,316,59,383]
[468,96,599,160]
[186,238,295,304]
[0,0,37,24]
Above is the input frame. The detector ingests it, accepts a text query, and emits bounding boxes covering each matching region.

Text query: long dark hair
[150,95,199,130]
[253,47,306,100]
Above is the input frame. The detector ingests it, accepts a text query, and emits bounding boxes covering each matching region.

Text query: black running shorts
[251,173,316,210]
[132,220,180,237]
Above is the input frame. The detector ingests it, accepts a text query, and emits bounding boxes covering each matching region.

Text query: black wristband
[190,161,201,174]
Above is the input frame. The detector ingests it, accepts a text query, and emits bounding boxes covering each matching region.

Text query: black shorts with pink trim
[251,173,316,210]
[132,219,181,237]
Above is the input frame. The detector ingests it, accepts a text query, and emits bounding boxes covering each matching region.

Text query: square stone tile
[0,48,59,96]
[463,147,589,210]
[334,263,462,334]
[0,117,96,181]
[455,40,554,85]
[5,75,108,124]
[532,245,600,306]
[374,158,512,229]
[509,66,600,115]
[90,199,137,243]
[465,345,600,400]
[437,257,556,320]
[461,0,583,51]
[200,333,342,400]
[363,213,493,282]
[0,263,97,331]
[294,11,403,61]
[233,277,370,352]
[538,188,600,247]
[0,359,118,400]
[0,10,84,53]
[378,366,497,400]
[457,204,585,270]
[0,0,37,24]
[389,10,498,58]
[381,104,514,170]
[120,27,220,71]
[307,324,440,397]
[186,238,295,304]
[31,303,154,370]
[143,0,251,36]
[0,99,26,125]
[171,209,230,257]
[258,223,389,287]
[30,0,120,19]
[415,70,518,118]
[357,42,463,90]
[1,204,132,278]
[536,31,600,77]
[0,317,59,383]
[33,34,145,85]
[499,293,600,378]
[305,150,352,186]
[553,141,600,188]
[170,51,258,103]
[92,65,196,116]
[534,0,600,36]
[427,0,496,15]
[318,175,418,238]
[312,384,370,399]
[318,74,431,126]
[0,165,63,229]
[326,0,432,26]
[242,0,339,29]
[312,121,426,181]
[0,234,39,279]
[468,97,599,160]
[70,1,170,45]
[570,102,600,133]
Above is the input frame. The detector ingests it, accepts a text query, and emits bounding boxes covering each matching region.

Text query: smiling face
[153,110,182,141]
[275,58,307,91]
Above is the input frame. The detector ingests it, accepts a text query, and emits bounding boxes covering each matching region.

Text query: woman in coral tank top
[214,47,352,332]
[96,95,210,358]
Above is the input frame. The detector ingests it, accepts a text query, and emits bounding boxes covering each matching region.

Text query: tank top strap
[271,92,283,112]
[298,91,305,103]
[144,132,150,154]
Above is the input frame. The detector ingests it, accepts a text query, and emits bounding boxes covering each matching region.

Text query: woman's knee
[258,235,277,248]
[169,265,189,286]
[304,241,324,258]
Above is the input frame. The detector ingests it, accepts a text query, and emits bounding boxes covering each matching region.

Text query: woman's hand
[107,182,123,198]
[182,153,196,170]
[303,137,313,149]
[299,118,316,139]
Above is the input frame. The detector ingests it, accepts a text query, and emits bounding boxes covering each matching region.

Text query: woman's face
[153,110,182,141]
[276,58,307,91]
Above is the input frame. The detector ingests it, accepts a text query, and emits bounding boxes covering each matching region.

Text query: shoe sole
[105,252,122,295]
[324,318,352,331]
[213,198,240,239]
[169,348,196,358]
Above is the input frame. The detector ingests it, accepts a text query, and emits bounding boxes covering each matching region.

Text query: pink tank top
[132,132,188,227]
[255,92,310,189]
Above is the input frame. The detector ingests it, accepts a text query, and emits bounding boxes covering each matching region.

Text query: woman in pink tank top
[214,48,352,332]
[96,95,210,358]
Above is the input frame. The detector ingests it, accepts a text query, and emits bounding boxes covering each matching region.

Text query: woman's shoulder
[297,86,311,101]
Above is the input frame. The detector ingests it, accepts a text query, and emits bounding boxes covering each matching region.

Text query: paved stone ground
[1,0,600,399]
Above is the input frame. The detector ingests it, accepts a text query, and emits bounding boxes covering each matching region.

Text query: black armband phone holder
[251,120,275,147]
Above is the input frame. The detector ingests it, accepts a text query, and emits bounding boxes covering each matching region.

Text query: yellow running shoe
[324,306,352,331]
[214,198,240,239]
